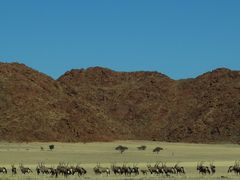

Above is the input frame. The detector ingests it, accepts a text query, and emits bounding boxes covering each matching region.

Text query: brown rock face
[0,63,239,143]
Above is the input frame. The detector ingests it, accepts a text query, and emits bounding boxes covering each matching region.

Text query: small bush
[49,144,55,151]
[115,145,128,154]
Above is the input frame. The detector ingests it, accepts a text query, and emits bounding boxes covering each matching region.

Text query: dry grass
[0,141,239,179]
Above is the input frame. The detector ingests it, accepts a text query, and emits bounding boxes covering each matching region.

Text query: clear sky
[0,0,240,79]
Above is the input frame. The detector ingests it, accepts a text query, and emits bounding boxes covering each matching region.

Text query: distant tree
[137,145,147,151]
[49,144,55,151]
[115,145,128,154]
[40,147,44,151]
[153,147,163,154]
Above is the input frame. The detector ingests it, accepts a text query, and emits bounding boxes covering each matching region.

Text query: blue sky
[0,0,239,79]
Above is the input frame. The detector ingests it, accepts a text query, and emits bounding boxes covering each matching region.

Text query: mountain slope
[0,63,239,143]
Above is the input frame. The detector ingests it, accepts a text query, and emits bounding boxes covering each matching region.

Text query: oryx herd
[93,162,185,176]
[0,161,239,178]
[36,162,87,177]
[146,162,185,176]
[0,163,87,178]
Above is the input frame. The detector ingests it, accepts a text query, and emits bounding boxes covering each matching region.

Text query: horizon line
[0,61,238,81]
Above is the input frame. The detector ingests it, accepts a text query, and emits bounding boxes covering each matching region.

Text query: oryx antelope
[228,161,240,175]
[0,167,7,174]
[11,165,17,175]
[93,163,110,175]
[174,163,185,175]
[19,164,32,174]
[197,162,210,175]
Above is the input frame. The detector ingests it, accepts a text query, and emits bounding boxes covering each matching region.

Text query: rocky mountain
[0,62,239,143]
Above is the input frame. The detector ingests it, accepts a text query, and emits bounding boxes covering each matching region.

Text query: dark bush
[49,144,55,151]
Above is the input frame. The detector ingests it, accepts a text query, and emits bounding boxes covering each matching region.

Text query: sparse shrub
[115,145,128,154]
[137,145,147,150]
[153,147,163,154]
[49,144,55,151]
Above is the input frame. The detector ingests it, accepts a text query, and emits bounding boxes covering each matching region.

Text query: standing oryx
[93,163,110,175]
[147,164,161,175]
[160,162,176,175]
[56,163,72,177]
[197,161,216,175]
[140,169,148,175]
[174,163,185,175]
[74,165,87,176]
[197,162,210,175]
[111,164,123,175]
[19,164,32,174]
[11,165,17,175]
[228,161,240,175]
[209,162,216,174]
[36,162,51,175]
[0,166,7,174]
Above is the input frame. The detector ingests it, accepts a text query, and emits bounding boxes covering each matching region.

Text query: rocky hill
[0,62,239,143]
